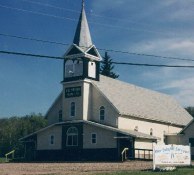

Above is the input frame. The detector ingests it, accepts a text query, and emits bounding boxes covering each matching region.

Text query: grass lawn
[0,157,7,163]
[98,167,194,175]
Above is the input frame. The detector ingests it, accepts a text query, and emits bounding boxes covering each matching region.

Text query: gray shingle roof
[92,75,192,126]
[73,4,92,48]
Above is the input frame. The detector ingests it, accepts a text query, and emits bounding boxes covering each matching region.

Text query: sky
[0,0,194,118]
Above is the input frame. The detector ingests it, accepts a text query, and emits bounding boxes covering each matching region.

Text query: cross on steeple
[82,0,85,7]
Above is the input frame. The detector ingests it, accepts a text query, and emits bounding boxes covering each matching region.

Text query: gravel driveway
[0,161,153,175]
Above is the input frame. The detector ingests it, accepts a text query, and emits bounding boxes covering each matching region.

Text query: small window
[134,126,138,131]
[50,135,54,145]
[91,133,97,144]
[59,110,62,122]
[100,106,105,121]
[150,128,153,136]
[66,127,78,146]
[70,102,76,117]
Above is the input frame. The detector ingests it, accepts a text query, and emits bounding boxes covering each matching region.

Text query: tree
[0,113,47,157]
[185,106,194,118]
[100,52,119,79]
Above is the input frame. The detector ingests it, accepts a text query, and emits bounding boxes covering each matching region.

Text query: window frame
[66,127,78,147]
[99,106,105,121]
[91,133,97,144]
[58,110,63,122]
[134,126,138,131]
[49,135,55,145]
[150,128,153,136]
[70,102,76,117]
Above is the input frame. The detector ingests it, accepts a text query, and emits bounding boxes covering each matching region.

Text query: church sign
[65,86,81,98]
[153,144,191,170]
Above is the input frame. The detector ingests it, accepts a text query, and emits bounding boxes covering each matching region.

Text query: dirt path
[0,161,152,175]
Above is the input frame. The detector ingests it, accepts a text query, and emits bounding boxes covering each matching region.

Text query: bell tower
[63,0,101,82]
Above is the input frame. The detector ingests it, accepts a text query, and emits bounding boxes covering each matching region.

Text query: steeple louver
[73,1,92,48]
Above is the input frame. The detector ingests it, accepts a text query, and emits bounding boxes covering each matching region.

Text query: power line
[0,4,78,22]
[0,3,175,36]
[1,32,194,62]
[21,0,152,27]
[1,50,194,68]
[0,33,69,46]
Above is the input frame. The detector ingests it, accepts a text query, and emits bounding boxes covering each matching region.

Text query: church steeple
[63,0,101,82]
[73,0,92,48]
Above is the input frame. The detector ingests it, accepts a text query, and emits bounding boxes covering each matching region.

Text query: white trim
[66,127,78,147]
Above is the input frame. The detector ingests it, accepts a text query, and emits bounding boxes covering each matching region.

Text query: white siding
[118,116,182,145]
[37,126,62,150]
[83,124,117,149]
[90,85,119,127]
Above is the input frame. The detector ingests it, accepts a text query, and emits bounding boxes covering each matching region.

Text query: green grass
[98,167,194,175]
[0,157,7,163]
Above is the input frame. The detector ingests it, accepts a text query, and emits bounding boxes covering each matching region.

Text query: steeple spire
[82,0,84,7]
[73,0,92,48]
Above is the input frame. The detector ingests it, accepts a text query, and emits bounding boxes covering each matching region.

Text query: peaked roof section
[73,2,92,48]
[91,75,193,126]
[20,120,159,141]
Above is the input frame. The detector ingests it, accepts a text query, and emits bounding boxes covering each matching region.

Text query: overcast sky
[0,0,194,118]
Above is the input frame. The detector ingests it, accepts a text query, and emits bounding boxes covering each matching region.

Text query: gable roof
[20,120,159,141]
[91,75,192,126]
[179,119,194,134]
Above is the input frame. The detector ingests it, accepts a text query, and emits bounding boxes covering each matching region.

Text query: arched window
[134,126,138,131]
[58,110,62,122]
[66,127,78,146]
[70,102,76,117]
[99,106,105,121]
[150,128,153,135]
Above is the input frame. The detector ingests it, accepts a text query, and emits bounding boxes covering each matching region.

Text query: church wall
[37,126,62,150]
[63,81,84,121]
[46,94,63,125]
[83,123,117,149]
[118,116,182,145]
[135,139,153,150]
[90,85,119,127]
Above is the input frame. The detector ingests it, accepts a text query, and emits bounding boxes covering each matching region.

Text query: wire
[1,32,194,62]
[21,0,152,27]
[0,50,63,60]
[0,4,175,36]
[0,4,78,22]
[0,33,69,46]
[1,50,194,68]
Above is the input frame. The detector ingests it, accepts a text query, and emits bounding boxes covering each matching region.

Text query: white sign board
[153,144,191,169]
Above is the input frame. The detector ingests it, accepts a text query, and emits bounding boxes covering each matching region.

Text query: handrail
[5,150,15,162]
[121,148,128,162]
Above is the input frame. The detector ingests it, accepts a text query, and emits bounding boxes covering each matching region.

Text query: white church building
[21,1,193,161]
